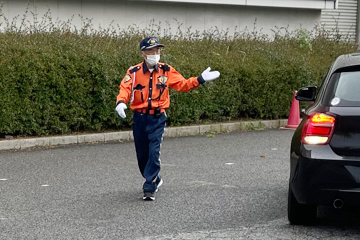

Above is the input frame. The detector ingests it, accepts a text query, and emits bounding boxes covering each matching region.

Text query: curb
[0,119,289,151]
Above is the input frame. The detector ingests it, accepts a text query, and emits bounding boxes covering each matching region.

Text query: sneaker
[143,192,155,201]
[155,178,163,193]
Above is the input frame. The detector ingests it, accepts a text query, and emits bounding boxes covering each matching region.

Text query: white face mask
[145,54,160,66]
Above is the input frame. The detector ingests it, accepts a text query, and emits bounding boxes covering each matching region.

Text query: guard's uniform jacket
[116,61,205,113]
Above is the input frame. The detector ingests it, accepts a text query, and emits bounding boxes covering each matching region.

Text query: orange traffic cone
[282,91,300,129]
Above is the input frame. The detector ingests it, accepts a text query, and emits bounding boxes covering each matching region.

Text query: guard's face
[142,47,161,58]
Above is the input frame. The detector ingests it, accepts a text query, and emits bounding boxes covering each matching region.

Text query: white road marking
[222,184,237,188]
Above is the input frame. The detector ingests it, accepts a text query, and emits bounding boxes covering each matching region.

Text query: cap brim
[143,44,164,50]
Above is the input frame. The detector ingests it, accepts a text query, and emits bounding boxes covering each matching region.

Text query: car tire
[288,187,317,225]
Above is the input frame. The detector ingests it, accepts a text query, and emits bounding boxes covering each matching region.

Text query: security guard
[115,37,220,201]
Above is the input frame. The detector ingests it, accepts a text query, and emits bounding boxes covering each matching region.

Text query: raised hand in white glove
[115,102,127,119]
[201,67,220,81]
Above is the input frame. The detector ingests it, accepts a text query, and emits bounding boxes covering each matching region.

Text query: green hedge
[0,18,357,136]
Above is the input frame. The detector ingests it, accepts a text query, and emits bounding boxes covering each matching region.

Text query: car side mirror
[295,86,317,101]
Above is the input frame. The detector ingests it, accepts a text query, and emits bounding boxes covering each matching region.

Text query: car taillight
[301,113,335,145]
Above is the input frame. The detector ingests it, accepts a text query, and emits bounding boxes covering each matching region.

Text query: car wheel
[288,187,317,225]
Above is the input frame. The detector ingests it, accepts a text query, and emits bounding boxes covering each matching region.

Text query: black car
[288,52,360,225]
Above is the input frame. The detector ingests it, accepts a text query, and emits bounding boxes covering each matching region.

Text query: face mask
[145,54,160,66]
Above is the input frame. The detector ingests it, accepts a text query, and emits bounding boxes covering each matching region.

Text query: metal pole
[357,0,360,45]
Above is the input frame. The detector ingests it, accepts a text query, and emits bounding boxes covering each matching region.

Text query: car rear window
[323,71,360,107]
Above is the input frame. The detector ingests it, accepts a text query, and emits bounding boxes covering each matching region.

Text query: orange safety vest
[116,61,202,112]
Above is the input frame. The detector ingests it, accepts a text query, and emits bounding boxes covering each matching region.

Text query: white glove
[201,67,220,81]
[115,103,127,118]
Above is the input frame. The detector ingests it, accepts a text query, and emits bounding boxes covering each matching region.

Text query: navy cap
[139,37,164,51]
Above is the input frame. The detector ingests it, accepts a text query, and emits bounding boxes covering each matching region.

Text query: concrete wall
[0,0,321,38]
[143,0,337,9]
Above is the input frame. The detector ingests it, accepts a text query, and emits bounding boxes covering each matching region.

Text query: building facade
[2,0,357,43]
[321,0,358,42]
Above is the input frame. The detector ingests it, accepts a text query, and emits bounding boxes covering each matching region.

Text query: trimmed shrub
[0,11,357,136]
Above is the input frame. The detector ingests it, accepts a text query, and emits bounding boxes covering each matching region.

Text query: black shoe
[143,192,155,201]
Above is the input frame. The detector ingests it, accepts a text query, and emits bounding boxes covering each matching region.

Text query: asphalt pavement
[1,126,360,239]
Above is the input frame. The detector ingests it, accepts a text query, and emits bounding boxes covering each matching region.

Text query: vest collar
[142,60,159,74]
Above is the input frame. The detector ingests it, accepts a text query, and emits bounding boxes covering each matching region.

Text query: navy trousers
[132,111,166,193]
